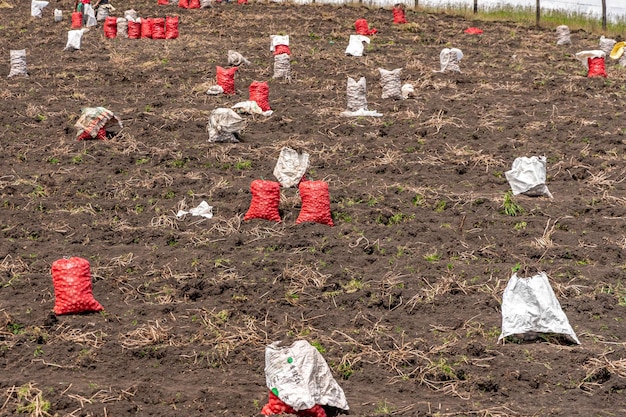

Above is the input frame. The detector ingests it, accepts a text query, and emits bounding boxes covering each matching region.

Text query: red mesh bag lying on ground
[152,18,166,39]
[158,0,169,4]
[249,81,271,112]
[392,6,407,24]
[178,0,189,8]
[189,0,201,8]
[141,18,153,39]
[238,0,248,4]
[216,66,238,94]
[354,18,377,35]
[296,180,334,226]
[165,16,179,39]
[128,21,141,38]
[104,16,117,38]
[77,127,106,141]
[274,44,291,56]
[587,57,608,78]
[244,180,281,222]
[261,391,326,417]
[71,12,83,29]
[51,257,104,315]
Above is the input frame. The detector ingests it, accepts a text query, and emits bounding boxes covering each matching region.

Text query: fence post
[473,0,477,14]
[602,0,607,30]
[535,0,540,27]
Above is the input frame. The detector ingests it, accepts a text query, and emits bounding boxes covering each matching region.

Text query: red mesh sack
[296,180,334,226]
[274,44,291,56]
[104,16,117,38]
[244,180,281,223]
[216,66,238,95]
[249,81,271,112]
[158,0,169,4]
[261,391,326,417]
[165,16,179,39]
[140,18,153,39]
[152,18,166,39]
[238,0,248,4]
[77,127,106,141]
[51,257,104,315]
[178,0,189,8]
[71,12,83,29]
[189,0,201,8]
[392,6,407,24]
[128,20,141,38]
[588,57,607,78]
[354,18,377,35]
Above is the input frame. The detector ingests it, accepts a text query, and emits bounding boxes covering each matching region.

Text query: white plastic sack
[575,50,605,69]
[505,156,553,198]
[401,83,415,99]
[345,35,370,57]
[379,68,403,100]
[265,340,349,411]
[54,8,63,22]
[273,147,310,188]
[207,108,246,143]
[273,53,291,80]
[438,48,463,73]
[206,85,224,95]
[176,201,213,219]
[64,29,87,51]
[599,35,616,57]
[7,50,28,78]
[31,0,48,18]
[227,50,250,66]
[231,100,272,116]
[124,9,138,22]
[83,3,97,27]
[555,25,571,46]
[499,272,580,344]
[270,35,289,52]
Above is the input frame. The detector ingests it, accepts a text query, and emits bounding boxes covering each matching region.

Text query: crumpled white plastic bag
[83,3,97,27]
[575,50,605,69]
[227,50,250,66]
[345,35,370,57]
[499,272,580,344]
[401,83,415,99]
[31,0,48,18]
[207,108,246,143]
[54,8,63,21]
[270,34,289,52]
[265,340,349,412]
[273,147,309,188]
[64,29,88,51]
[231,101,273,116]
[505,156,553,198]
[437,48,463,73]
[176,201,213,219]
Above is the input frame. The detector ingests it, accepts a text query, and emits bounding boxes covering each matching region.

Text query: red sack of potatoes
[189,0,201,8]
[141,17,153,39]
[261,391,326,417]
[128,20,141,39]
[51,257,104,315]
[273,44,291,56]
[158,0,169,4]
[104,16,117,38]
[71,12,83,29]
[165,16,179,39]
[296,180,334,226]
[77,127,106,141]
[354,18,377,35]
[392,6,407,24]
[249,81,271,112]
[216,66,238,94]
[587,57,608,78]
[178,0,189,8]
[152,17,166,39]
[244,180,281,222]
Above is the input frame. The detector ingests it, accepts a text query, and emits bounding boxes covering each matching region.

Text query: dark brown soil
[1,1,626,416]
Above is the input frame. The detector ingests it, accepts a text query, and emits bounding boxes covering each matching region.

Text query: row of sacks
[103,15,179,39]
